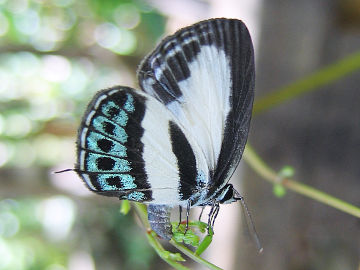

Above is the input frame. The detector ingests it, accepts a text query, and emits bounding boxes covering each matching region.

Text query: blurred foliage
[0,197,156,269]
[0,0,166,169]
[0,0,166,269]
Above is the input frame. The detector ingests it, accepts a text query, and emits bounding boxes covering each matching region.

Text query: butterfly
[71,18,254,240]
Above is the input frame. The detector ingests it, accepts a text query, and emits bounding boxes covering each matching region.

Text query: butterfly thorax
[187,177,238,207]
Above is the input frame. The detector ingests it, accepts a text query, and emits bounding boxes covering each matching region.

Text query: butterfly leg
[177,206,182,228]
[184,200,191,234]
[207,204,215,233]
[211,204,220,229]
[198,206,205,221]
[207,203,220,235]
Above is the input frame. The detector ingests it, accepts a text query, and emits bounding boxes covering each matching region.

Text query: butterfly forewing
[138,19,255,196]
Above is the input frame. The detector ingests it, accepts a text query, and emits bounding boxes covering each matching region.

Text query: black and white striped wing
[138,18,255,195]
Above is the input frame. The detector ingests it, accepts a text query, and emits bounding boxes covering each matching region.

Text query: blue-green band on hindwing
[76,86,152,202]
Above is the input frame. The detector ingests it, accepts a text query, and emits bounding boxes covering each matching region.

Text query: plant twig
[170,239,223,270]
[243,144,360,218]
[133,203,190,270]
[146,233,190,270]
[133,203,224,270]
[253,50,360,115]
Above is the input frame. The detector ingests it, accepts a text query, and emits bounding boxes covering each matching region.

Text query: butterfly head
[215,183,243,204]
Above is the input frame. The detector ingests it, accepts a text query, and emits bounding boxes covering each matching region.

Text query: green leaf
[195,234,213,255]
[167,251,186,262]
[120,200,131,215]
[162,250,185,262]
[273,183,287,198]
[272,166,294,197]
[278,166,295,178]
[183,230,199,246]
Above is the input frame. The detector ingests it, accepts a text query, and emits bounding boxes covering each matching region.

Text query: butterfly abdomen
[147,204,173,240]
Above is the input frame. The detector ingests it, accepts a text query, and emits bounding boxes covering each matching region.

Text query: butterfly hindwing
[138,18,255,196]
[76,86,152,201]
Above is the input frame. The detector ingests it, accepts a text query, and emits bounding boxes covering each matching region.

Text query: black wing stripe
[169,121,197,201]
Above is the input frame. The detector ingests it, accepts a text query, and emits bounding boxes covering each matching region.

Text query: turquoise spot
[124,93,135,113]
[119,174,137,189]
[111,142,126,156]
[86,154,100,172]
[114,109,128,126]
[102,101,130,126]
[97,174,136,190]
[86,153,131,172]
[98,176,118,191]
[86,133,99,152]
[102,101,120,117]
[112,159,131,172]
[127,191,145,201]
[87,132,127,157]
[92,116,128,143]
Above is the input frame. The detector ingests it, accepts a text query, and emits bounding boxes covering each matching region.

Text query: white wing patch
[167,45,231,171]
[139,91,210,205]
[140,94,180,204]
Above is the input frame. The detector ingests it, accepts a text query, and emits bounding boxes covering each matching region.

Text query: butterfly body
[75,18,254,240]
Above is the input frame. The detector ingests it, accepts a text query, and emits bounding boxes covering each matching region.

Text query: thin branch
[243,144,360,218]
[169,240,223,270]
[133,203,190,270]
[146,234,190,270]
[253,50,360,115]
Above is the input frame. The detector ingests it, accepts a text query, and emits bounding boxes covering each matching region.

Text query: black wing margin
[211,19,255,187]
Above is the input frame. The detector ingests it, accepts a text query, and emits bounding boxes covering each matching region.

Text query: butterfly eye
[217,184,236,204]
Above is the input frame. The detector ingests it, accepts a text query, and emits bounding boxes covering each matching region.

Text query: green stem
[133,203,190,270]
[253,50,360,115]
[243,144,360,218]
[133,202,149,226]
[133,203,223,270]
[146,234,190,270]
[170,240,223,270]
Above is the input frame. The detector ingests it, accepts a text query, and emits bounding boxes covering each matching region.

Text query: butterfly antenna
[53,168,75,174]
[235,193,263,253]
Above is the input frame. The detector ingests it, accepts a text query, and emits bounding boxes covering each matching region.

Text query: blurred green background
[0,0,166,269]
